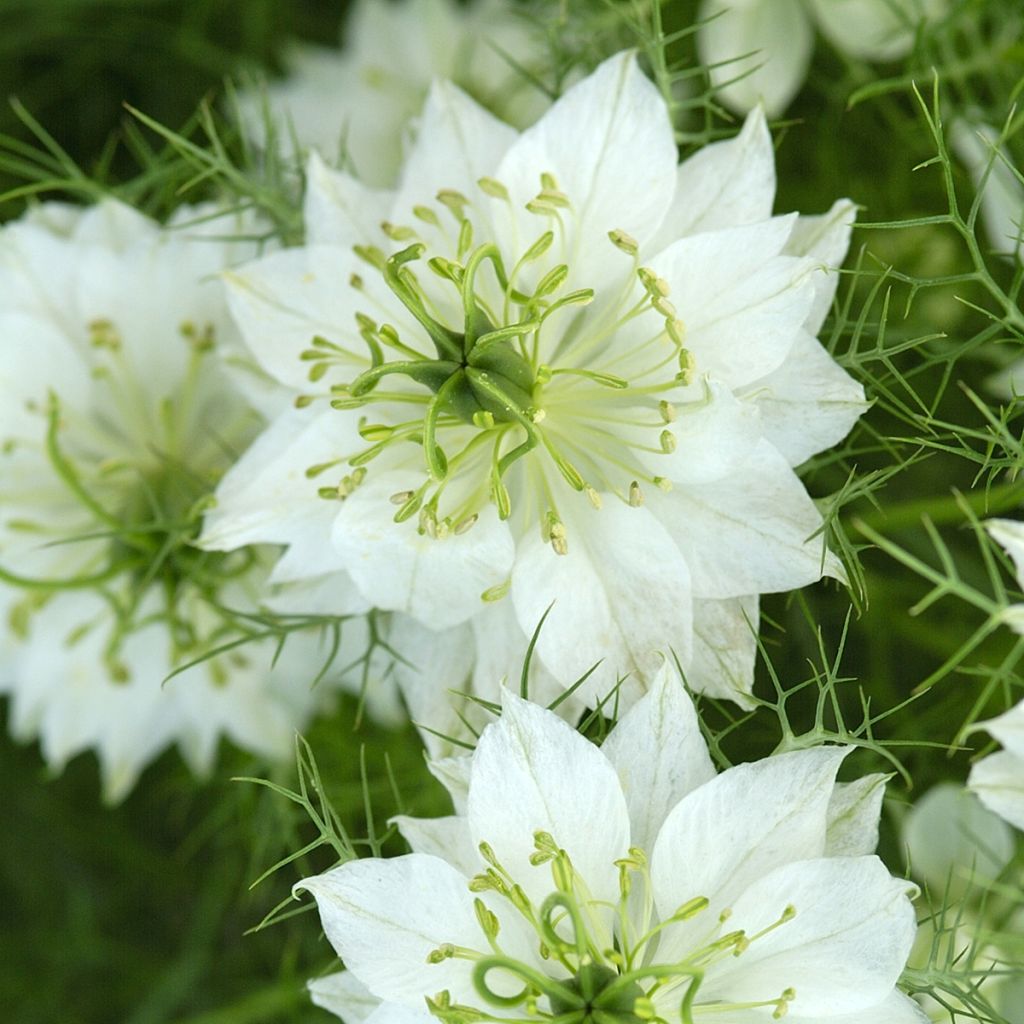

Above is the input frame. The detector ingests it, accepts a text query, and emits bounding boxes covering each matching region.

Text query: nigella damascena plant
[236,0,551,187]
[200,52,867,737]
[295,668,926,1024]
[0,200,383,802]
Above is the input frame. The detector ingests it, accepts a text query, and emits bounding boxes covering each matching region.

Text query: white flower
[0,199,390,802]
[295,666,924,1024]
[237,0,551,187]
[698,0,943,115]
[201,52,866,724]
[968,697,1024,832]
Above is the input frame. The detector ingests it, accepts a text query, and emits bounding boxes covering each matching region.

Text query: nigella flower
[699,0,944,116]
[236,0,551,187]
[201,52,866,724]
[0,200,384,802]
[295,668,925,1024]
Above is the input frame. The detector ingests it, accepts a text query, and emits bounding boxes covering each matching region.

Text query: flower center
[1,318,261,680]
[424,833,798,1024]
[305,175,697,557]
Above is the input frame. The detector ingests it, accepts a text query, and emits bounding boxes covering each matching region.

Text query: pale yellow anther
[629,481,644,507]
[585,486,602,510]
[608,228,639,255]
[455,514,478,535]
[654,476,673,492]
[390,490,414,506]
[532,408,547,424]
[478,176,510,201]
[659,400,677,423]
[660,429,676,454]
[667,317,686,346]
[654,296,677,318]
[349,272,364,289]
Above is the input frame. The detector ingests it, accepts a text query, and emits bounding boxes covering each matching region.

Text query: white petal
[986,519,1024,593]
[652,106,775,245]
[968,750,1024,832]
[222,245,377,390]
[428,753,473,815]
[386,613,478,758]
[200,408,357,559]
[392,78,517,221]
[510,502,692,703]
[701,856,918,1015]
[651,217,816,388]
[809,0,927,61]
[308,971,381,1024]
[295,854,484,1006]
[649,439,842,600]
[332,472,515,630]
[902,782,1016,892]
[363,1004,436,1024]
[974,696,1024,759]
[740,330,867,466]
[467,689,631,911]
[393,815,479,878]
[698,0,814,116]
[784,199,857,335]
[687,595,759,706]
[306,151,396,247]
[494,51,677,288]
[651,747,849,931]
[601,661,716,852]
[825,774,888,856]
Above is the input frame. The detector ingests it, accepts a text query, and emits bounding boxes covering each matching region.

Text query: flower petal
[649,438,842,600]
[295,853,485,1007]
[809,0,927,61]
[701,856,918,1015]
[651,747,849,933]
[968,750,1024,832]
[740,330,867,467]
[651,217,816,389]
[698,0,814,116]
[652,106,775,244]
[467,689,631,910]
[308,971,381,1024]
[306,151,397,247]
[332,472,515,630]
[784,199,856,335]
[825,774,887,857]
[601,661,716,852]
[986,519,1024,593]
[510,501,692,702]
[393,815,479,878]
[687,595,759,706]
[494,51,677,288]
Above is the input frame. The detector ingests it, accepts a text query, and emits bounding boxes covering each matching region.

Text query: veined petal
[467,689,631,910]
[739,330,867,467]
[393,815,479,878]
[332,472,516,630]
[308,970,381,1024]
[825,774,887,857]
[784,199,857,335]
[601,661,716,852]
[306,151,397,247]
[651,217,816,388]
[222,244,389,390]
[701,856,918,1015]
[698,0,814,116]
[648,439,841,600]
[652,106,775,245]
[494,51,677,289]
[688,595,759,706]
[651,747,849,937]
[968,749,1024,832]
[510,501,692,703]
[295,854,485,1006]
[393,78,517,223]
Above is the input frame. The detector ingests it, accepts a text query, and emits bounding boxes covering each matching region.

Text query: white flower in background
[295,667,924,1024]
[236,0,551,187]
[202,52,866,729]
[902,784,1023,1022]
[699,0,943,115]
[0,199,390,803]
[968,697,1024,832]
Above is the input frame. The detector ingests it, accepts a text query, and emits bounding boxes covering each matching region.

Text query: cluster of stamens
[1,318,253,681]
[302,174,699,558]
[422,832,798,1024]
